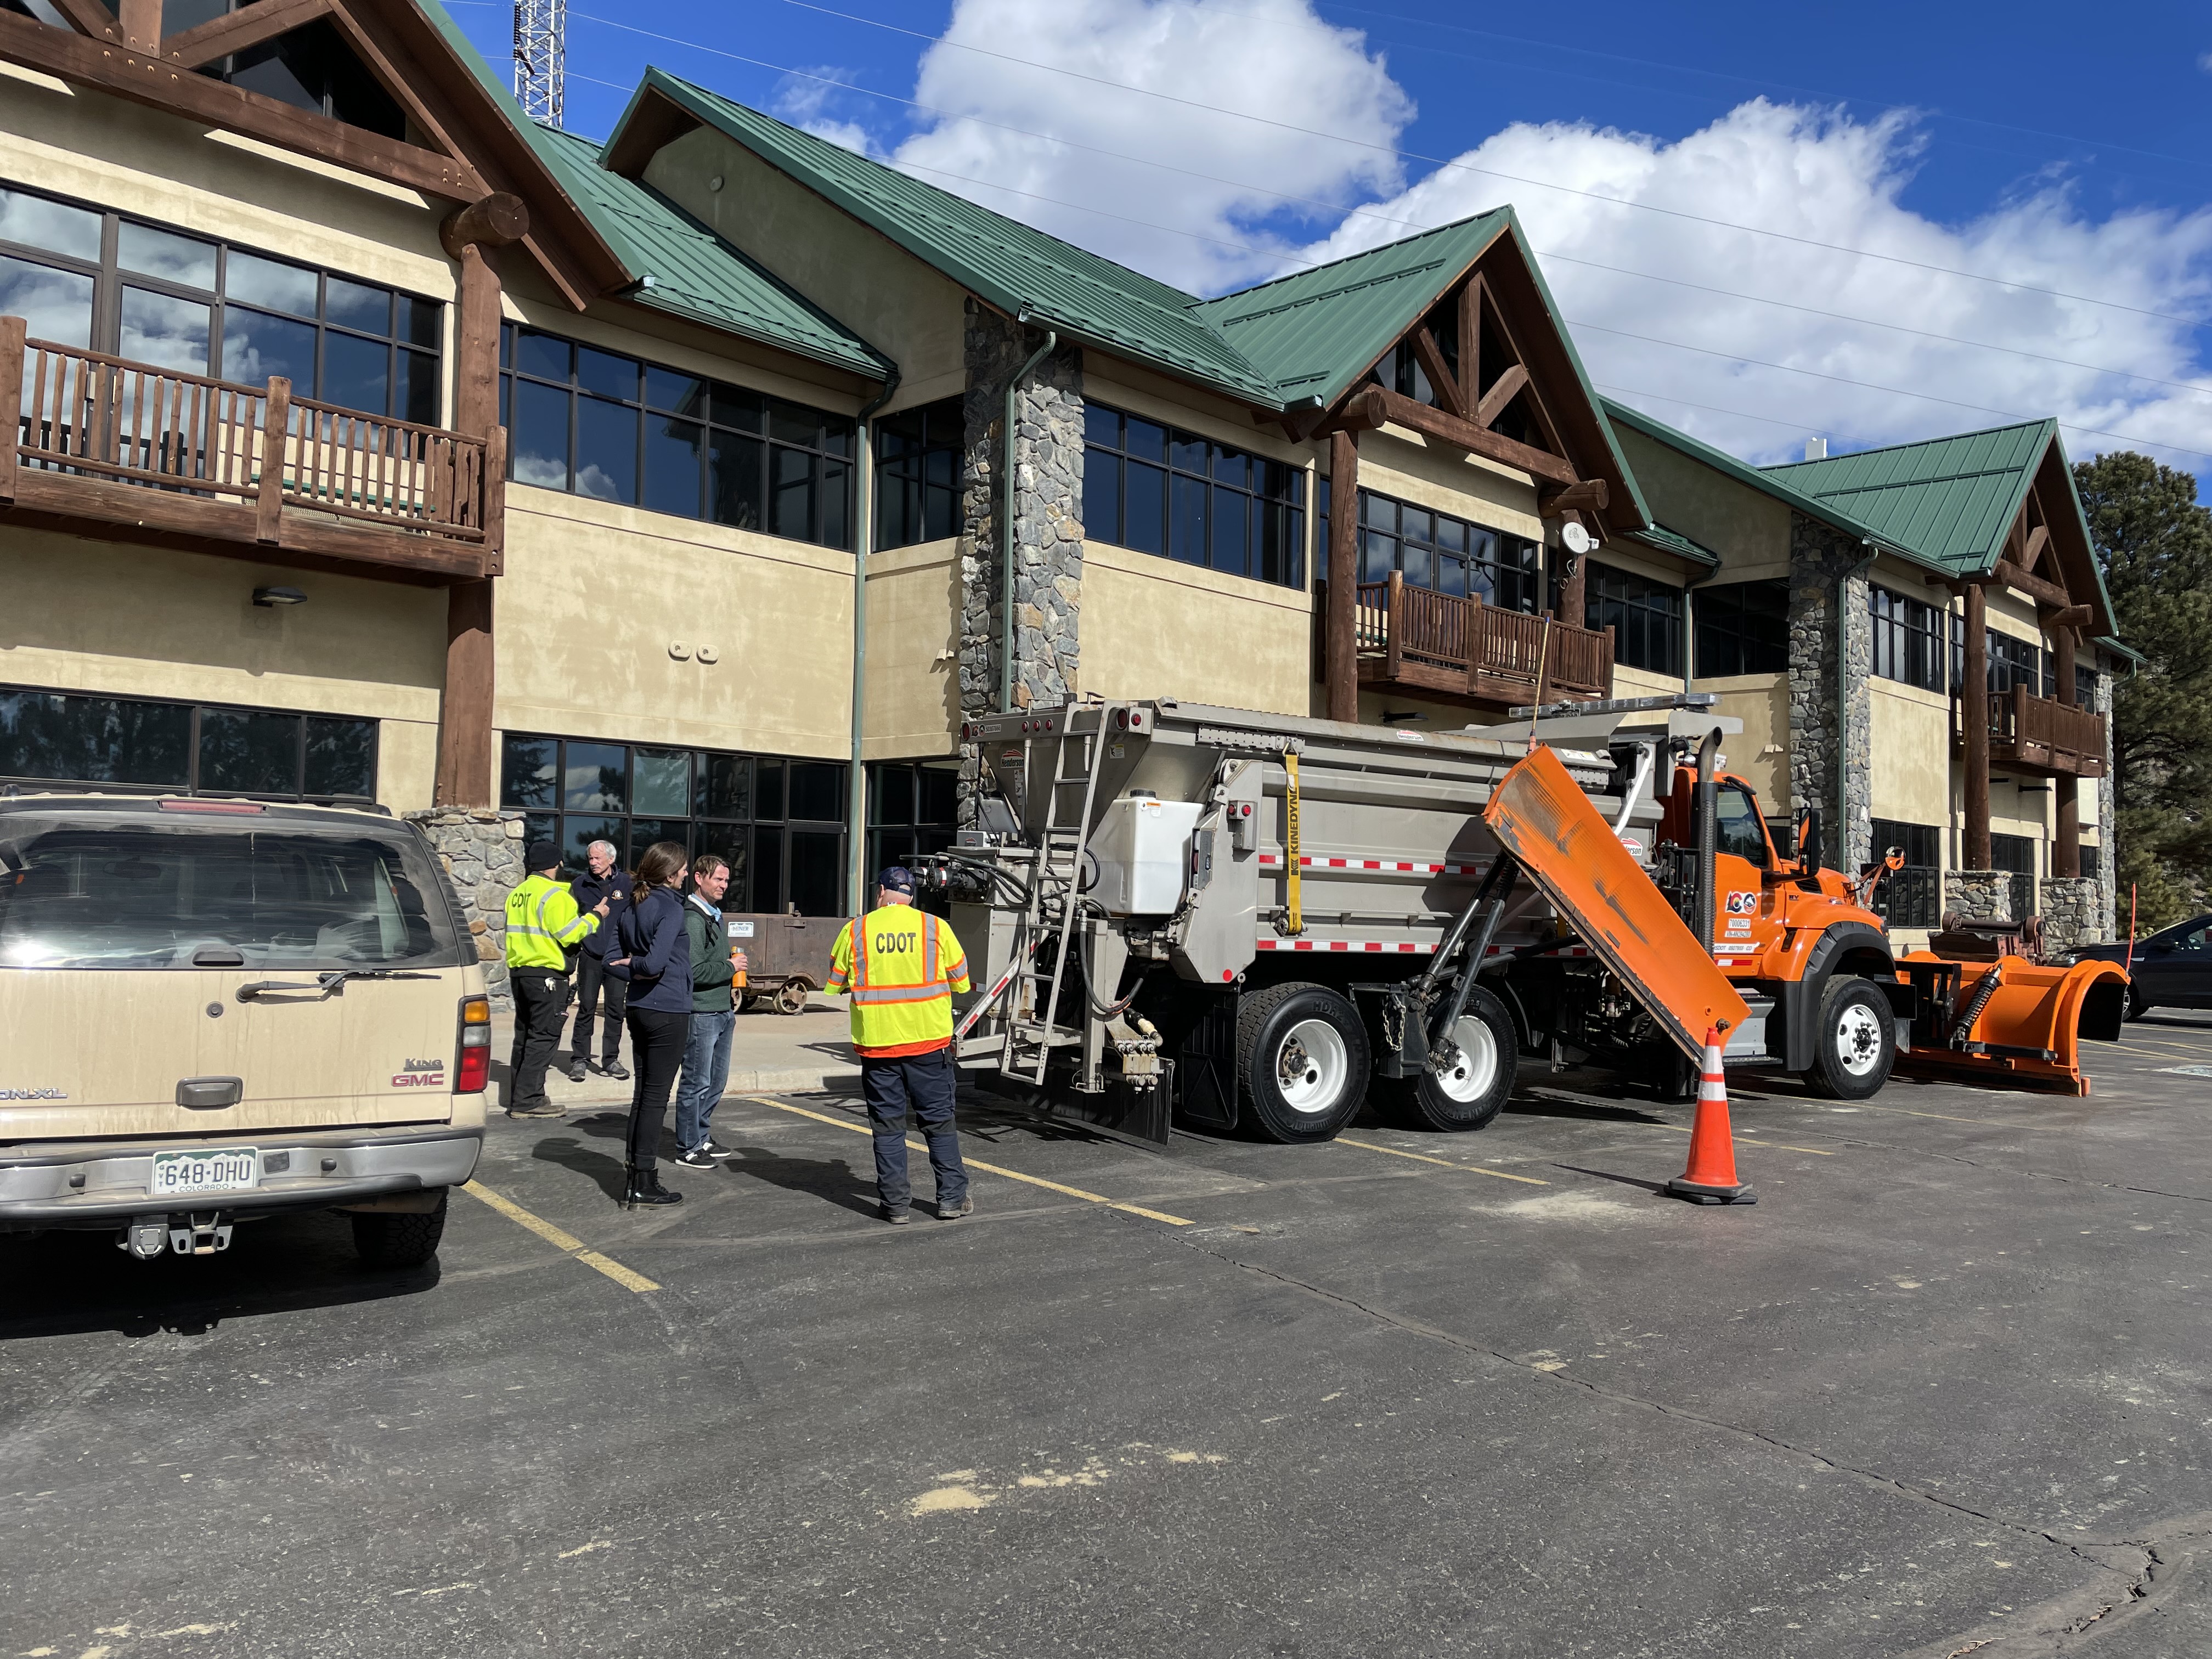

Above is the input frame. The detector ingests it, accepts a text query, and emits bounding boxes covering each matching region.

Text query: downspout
[1001,314,1058,714]
[847,364,902,916]
[1680,561,1720,694]
[1835,541,1878,874]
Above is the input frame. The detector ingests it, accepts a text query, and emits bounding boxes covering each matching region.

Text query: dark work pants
[861,1048,967,1211]
[570,950,626,1066]
[623,1006,691,1171]
[508,970,570,1110]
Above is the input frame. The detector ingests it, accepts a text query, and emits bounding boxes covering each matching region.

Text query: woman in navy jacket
[605,840,692,1208]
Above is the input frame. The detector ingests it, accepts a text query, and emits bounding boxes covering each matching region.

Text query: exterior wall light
[252,586,307,607]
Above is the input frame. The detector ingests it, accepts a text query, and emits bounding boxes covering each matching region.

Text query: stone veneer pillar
[955,300,1086,823]
[1786,512,1873,874]
[2038,877,2102,954]
[407,807,526,1006]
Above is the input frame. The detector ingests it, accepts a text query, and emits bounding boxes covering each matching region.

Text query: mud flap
[1484,744,1750,1062]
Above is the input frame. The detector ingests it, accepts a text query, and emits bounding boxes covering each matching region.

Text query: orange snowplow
[1893,944,2131,1096]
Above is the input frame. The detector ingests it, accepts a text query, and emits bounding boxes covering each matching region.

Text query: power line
[768,0,2211,329]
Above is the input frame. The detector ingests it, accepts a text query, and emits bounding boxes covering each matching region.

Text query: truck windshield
[1715,784,1769,867]
[0,814,468,971]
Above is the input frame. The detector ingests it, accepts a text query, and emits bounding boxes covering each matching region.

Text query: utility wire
[767,0,2212,329]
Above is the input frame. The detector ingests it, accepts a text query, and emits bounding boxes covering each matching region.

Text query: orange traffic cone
[1667,1026,1756,1206]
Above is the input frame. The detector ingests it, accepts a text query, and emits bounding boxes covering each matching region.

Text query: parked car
[2062,914,2212,1019]
[0,793,489,1266]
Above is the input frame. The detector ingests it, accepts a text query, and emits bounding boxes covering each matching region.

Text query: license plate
[148,1148,261,1198]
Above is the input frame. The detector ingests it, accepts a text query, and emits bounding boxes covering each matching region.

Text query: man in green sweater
[673,854,742,1168]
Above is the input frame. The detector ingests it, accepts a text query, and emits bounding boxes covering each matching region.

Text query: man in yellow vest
[827,866,973,1223]
[504,840,609,1120]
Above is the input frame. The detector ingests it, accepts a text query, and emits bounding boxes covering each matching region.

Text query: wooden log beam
[1409,326,1464,419]
[47,0,117,38]
[1327,429,1359,723]
[1990,557,2070,610]
[441,193,528,259]
[0,9,480,199]
[436,578,496,806]
[2046,604,2094,633]
[1963,583,1990,871]
[1370,385,1577,486]
[1458,278,1481,414]
[1540,478,1609,518]
[162,0,329,68]
[1322,385,1390,436]
[2019,523,2050,574]
[0,315,22,505]
[115,0,158,52]
[1472,362,1530,431]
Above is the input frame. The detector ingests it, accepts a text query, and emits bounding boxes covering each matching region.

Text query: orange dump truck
[929,695,2128,1147]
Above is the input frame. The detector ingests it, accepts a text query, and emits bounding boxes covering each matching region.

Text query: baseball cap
[878,865,916,895]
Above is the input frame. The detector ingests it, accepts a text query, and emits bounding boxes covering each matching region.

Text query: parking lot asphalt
[9,1019,2212,1658]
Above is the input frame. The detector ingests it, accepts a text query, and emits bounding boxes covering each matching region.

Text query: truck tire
[1373,984,1517,1132]
[775,980,810,1016]
[1237,982,1369,1144]
[2127,986,2149,1022]
[1802,975,1895,1100]
[351,1191,448,1269]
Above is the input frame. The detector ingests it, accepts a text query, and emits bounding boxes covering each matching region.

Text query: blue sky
[444,1,2212,483]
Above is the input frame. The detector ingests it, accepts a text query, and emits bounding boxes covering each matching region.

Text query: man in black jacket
[566,839,631,1084]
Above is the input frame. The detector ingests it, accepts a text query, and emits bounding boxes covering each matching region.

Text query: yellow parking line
[461,1180,661,1293]
[752,1097,1194,1226]
[1650,1124,1835,1155]
[1334,1136,1549,1184]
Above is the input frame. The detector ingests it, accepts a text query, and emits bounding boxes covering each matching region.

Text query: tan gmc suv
[0,792,489,1268]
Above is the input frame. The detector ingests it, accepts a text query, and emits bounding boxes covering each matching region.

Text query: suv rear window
[0,814,467,970]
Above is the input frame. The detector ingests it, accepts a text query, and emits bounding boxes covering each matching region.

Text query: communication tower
[514,0,566,126]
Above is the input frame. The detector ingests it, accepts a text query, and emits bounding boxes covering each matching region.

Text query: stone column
[1786,513,1872,873]
[955,301,1085,823]
[2039,877,2101,955]
[407,808,527,1006]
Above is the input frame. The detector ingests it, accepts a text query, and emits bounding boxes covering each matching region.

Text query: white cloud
[888,0,1412,294]
[773,67,888,159]
[1295,100,2212,469]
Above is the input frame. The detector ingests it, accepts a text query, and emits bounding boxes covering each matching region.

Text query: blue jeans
[861,1048,967,1211]
[674,1008,736,1151]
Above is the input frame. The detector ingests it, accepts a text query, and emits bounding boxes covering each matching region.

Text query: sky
[444,0,2212,487]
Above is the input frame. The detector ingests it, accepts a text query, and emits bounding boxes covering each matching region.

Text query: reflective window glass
[646,365,709,417]
[224,250,318,318]
[220,306,316,388]
[401,297,443,349]
[118,222,217,287]
[788,830,843,918]
[563,743,628,812]
[771,446,812,540]
[0,188,100,261]
[633,748,690,816]
[0,691,191,787]
[303,717,376,798]
[323,276,390,333]
[574,397,639,503]
[120,287,211,374]
[198,709,298,795]
[511,379,572,490]
[515,331,571,383]
[576,345,637,402]
[500,736,558,810]
[394,350,439,426]
[320,330,389,417]
[0,255,94,349]
[788,763,843,823]
[644,416,705,519]
[710,431,764,530]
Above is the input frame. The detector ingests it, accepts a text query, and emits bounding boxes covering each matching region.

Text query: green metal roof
[1190,212,1510,406]
[411,4,887,379]
[1626,522,1721,569]
[625,71,1281,405]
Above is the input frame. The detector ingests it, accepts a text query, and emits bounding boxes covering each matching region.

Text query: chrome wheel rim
[1277,1018,1350,1115]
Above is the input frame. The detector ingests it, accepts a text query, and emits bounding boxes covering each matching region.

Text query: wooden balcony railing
[0,319,501,578]
[1959,684,2108,778]
[1344,572,1612,706]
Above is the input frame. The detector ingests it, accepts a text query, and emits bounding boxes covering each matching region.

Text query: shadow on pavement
[720,1144,880,1217]
[529,1130,630,1201]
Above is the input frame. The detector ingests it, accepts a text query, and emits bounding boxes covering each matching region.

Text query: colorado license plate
[148,1148,261,1198]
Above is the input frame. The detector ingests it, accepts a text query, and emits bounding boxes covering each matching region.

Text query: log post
[2053,623,2079,878]
[1384,568,1403,680]
[117,0,160,52]
[255,374,290,544]
[1559,546,1588,632]
[1326,428,1359,723]
[435,578,495,809]
[1962,583,1990,871]
[0,314,24,504]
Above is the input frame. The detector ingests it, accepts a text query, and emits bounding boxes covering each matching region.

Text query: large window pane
[788,761,843,822]
[220,305,316,388]
[755,759,786,822]
[644,415,705,519]
[401,297,442,350]
[224,250,318,317]
[771,445,813,540]
[302,717,375,797]
[698,753,751,820]
[118,222,216,288]
[627,820,685,865]
[1084,404,1120,448]
[321,329,389,416]
[515,330,571,383]
[0,691,191,786]
[1125,416,1165,463]
[394,349,439,426]
[710,431,763,530]
[788,830,843,917]
[561,816,623,873]
[1170,472,1206,565]
[1210,485,1248,577]
[323,276,390,334]
[575,345,637,402]
[769,400,817,447]
[574,396,639,503]
[696,824,749,909]
[819,458,849,548]
[0,255,94,349]
[752,824,783,912]
[712,382,762,431]
[198,709,298,794]
[511,380,571,490]
[562,742,627,812]
[633,748,690,816]
[1124,461,1165,555]
[120,287,210,375]
[646,366,709,417]
[0,188,100,261]
[500,735,558,809]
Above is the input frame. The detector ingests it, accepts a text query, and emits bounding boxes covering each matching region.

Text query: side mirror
[1795,808,1824,874]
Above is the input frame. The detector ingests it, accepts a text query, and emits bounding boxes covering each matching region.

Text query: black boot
[622,1164,682,1209]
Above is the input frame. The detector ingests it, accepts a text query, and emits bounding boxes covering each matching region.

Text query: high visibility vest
[827,906,971,1058]
[504,873,599,970]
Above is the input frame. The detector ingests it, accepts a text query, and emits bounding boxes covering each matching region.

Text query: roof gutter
[848,363,902,913]
[1001,314,1058,713]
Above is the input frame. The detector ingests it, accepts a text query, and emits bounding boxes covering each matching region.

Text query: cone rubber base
[1667,1176,1756,1205]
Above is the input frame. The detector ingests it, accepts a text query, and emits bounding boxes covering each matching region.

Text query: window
[876,397,963,551]
[162,1,405,138]
[867,760,961,878]
[2076,664,2098,709]
[1694,580,1790,678]
[1870,818,1942,928]
[2079,844,2101,881]
[1989,832,2036,877]
[1987,633,2042,698]
[1082,400,1305,588]
[1336,486,1542,611]
[1870,588,1946,692]
[500,325,853,549]
[0,686,376,800]
[0,183,441,422]
[1716,782,1770,866]
[499,735,849,916]
[1585,562,1683,676]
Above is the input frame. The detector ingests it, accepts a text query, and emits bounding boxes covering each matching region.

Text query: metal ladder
[1001,706,1113,1085]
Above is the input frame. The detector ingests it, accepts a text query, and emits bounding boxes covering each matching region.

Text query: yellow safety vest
[504,872,599,970]
[827,906,971,1057]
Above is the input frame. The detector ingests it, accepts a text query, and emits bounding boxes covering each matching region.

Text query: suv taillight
[455,996,492,1093]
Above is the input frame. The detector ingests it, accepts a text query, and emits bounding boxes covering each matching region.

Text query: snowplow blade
[1894,952,2131,1097]
[1483,743,1749,1062]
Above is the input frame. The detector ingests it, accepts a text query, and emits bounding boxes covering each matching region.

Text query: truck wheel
[351,1192,448,1269]
[1237,983,1369,1144]
[1802,976,1895,1100]
[2127,987,2149,1022]
[775,980,810,1016]
[1374,984,1517,1131]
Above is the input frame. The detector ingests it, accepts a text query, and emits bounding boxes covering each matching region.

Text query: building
[0,0,2128,984]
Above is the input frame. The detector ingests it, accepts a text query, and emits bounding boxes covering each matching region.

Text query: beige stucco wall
[1613,426,1791,577]
[0,530,445,810]
[1697,675,1788,807]
[1870,680,1951,830]
[1355,428,1545,541]
[862,538,960,759]
[1081,542,1311,714]
[645,127,964,407]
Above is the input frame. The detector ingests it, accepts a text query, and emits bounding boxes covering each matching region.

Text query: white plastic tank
[1090,792,1204,916]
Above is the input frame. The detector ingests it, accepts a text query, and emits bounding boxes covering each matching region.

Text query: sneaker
[602,1060,631,1081]
[506,1101,565,1119]
[565,1060,588,1084]
[878,1204,911,1226]
[674,1147,716,1169]
[701,1142,737,1161]
[936,1196,974,1221]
